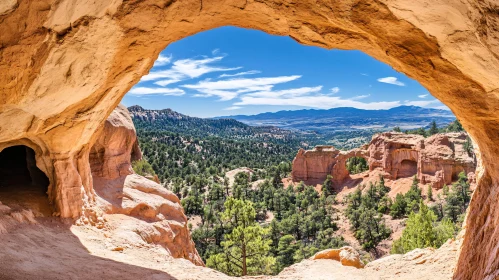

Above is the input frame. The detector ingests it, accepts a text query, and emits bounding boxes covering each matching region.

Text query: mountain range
[216,106,455,133]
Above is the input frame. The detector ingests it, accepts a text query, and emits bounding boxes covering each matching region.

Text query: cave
[0,146,50,214]
[2,0,499,278]
[397,160,417,179]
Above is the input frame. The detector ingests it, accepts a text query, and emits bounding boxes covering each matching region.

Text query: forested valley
[130,106,471,276]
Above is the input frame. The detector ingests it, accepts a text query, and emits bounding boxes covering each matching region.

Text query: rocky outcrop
[311,246,364,269]
[90,104,142,180]
[292,132,476,190]
[1,0,499,278]
[368,132,476,189]
[89,105,203,266]
[292,146,367,185]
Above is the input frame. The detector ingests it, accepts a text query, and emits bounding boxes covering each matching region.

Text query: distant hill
[216,106,455,133]
[128,105,317,143]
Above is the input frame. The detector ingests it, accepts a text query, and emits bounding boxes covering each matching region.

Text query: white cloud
[418,94,428,98]
[349,94,370,100]
[128,87,185,96]
[404,100,439,107]
[154,54,172,67]
[246,86,322,98]
[377,77,405,86]
[183,75,301,101]
[234,95,400,110]
[141,56,241,85]
[330,87,340,94]
[361,73,369,76]
[219,70,261,78]
[212,49,220,55]
[224,106,243,110]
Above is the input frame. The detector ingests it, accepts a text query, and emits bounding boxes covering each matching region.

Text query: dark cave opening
[0,146,50,213]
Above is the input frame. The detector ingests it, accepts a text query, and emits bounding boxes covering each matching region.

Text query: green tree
[429,120,438,135]
[206,198,275,276]
[427,185,433,201]
[276,235,298,271]
[405,176,422,213]
[322,175,334,198]
[392,201,455,254]
[393,126,401,132]
[444,192,461,223]
[355,207,391,250]
[464,136,473,156]
[390,193,407,218]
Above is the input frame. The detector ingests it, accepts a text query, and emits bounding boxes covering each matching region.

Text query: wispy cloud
[234,95,400,110]
[246,86,322,98]
[128,87,185,96]
[219,70,261,78]
[377,77,405,86]
[183,75,302,101]
[361,73,369,76]
[212,49,220,55]
[153,54,172,67]
[330,87,340,94]
[403,100,439,107]
[224,106,243,110]
[349,94,370,100]
[418,94,428,98]
[142,56,241,86]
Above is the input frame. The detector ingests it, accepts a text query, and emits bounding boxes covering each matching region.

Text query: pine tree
[405,176,422,213]
[322,175,334,198]
[206,198,275,276]
[392,201,455,254]
[276,235,298,271]
[390,193,407,218]
[429,120,438,135]
[427,185,433,201]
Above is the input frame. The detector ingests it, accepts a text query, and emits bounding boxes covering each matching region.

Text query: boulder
[312,246,364,269]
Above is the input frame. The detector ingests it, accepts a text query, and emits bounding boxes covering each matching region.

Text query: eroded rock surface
[89,105,203,266]
[311,246,364,269]
[292,132,476,190]
[1,0,499,278]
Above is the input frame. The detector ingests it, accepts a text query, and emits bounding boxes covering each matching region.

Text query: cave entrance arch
[397,159,417,179]
[345,156,369,175]
[0,146,51,215]
[2,1,499,279]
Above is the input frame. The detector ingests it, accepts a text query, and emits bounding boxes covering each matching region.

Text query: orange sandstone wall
[1,1,499,278]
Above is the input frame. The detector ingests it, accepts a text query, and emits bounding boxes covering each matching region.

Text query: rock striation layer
[89,105,203,266]
[1,0,499,278]
[292,132,476,190]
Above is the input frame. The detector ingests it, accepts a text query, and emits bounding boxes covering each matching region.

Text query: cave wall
[1,0,499,278]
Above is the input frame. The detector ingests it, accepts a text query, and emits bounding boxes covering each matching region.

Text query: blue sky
[122,26,447,118]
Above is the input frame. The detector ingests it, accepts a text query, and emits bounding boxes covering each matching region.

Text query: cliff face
[292,146,368,186]
[87,105,203,266]
[1,0,499,278]
[292,132,476,189]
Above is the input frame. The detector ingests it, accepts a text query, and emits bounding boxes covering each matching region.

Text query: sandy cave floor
[0,211,459,280]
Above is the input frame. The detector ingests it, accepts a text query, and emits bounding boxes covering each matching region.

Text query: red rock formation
[89,105,203,266]
[293,132,476,189]
[292,146,367,186]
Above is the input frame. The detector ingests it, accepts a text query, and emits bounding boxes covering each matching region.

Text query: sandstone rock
[89,104,141,180]
[1,0,499,278]
[312,246,364,269]
[90,105,203,266]
[293,132,476,190]
[292,146,367,186]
